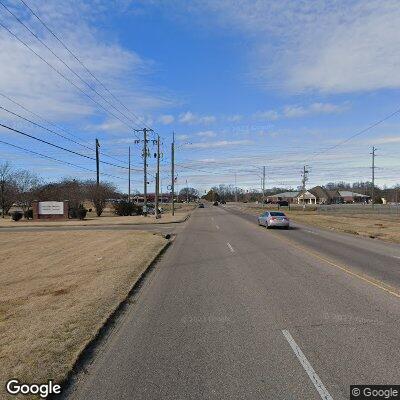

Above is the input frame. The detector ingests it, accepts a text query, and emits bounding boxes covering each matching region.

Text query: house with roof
[338,191,370,203]
[266,191,299,204]
[308,186,342,204]
[296,190,317,204]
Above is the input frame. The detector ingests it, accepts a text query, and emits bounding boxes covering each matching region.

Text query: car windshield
[270,212,286,216]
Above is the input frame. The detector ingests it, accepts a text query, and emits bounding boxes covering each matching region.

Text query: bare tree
[14,169,41,212]
[85,180,117,217]
[0,162,18,218]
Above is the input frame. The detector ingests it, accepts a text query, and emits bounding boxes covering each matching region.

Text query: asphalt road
[66,204,400,400]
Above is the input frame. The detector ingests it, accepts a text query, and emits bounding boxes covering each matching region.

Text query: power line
[0,19,141,139]
[18,0,152,131]
[0,122,142,171]
[0,0,145,133]
[0,138,126,180]
[0,100,129,164]
[0,105,93,151]
[305,107,400,162]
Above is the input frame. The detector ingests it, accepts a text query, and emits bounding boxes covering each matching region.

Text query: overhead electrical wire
[0,0,146,134]
[18,0,152,131]
[0,19,142,140]
[0,122,144,171]
[0,138,126,180]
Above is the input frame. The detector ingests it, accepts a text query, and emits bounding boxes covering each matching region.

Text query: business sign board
[38,201,64,215]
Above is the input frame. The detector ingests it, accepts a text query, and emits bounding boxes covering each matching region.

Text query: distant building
[338,191,370,203]
[266,191,299,204]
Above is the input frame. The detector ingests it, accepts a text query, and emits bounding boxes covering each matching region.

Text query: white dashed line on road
[215,225,220,230]
[304,229,319,235]
[282,330,333,400]
[226,242,235,253]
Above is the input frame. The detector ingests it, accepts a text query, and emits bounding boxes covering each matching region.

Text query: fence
[317,203,400,215]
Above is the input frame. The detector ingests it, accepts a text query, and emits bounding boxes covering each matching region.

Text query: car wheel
[266,222,271,229]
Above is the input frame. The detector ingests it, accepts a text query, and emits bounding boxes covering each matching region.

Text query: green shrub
[11,211,23,221]
[113,201,142,216]
[69,205,87,220]
[24,209,33,219]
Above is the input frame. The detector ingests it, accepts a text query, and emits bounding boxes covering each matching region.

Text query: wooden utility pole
[155,134,160,218]
[128,146,131,202]
[95,138,100,187]
[371,146,376,209]
[134,128,153,216]
[171,131,175,216]
[262,166,266,207]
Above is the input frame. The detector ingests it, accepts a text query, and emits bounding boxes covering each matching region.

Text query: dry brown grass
[0,207,191,228]
[0,231,167,398]
[228,203,400,244]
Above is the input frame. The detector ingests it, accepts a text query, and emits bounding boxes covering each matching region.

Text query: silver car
[258,211,290,229]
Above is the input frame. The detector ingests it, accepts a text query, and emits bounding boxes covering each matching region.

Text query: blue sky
[1,0,400,194]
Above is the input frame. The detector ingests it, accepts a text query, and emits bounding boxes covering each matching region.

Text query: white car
[258,211,290,229]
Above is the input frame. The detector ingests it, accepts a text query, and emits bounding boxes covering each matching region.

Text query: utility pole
[95,138,100,188]
[234,172,238,202]
[128,146,131,202]
[301,165,309,209]
[171,131,175,216]
[262,166,266,207]
[371,146,376,209]
[155,134,160,218]
[134,128,153,216]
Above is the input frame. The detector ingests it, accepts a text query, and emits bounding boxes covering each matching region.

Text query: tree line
[0,162,120,218]
[203,182,400,203]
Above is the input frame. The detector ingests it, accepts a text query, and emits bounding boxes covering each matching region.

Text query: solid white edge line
[226,242,235,253]
[282,330,333,400]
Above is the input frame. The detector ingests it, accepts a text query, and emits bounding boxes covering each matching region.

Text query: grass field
[228,203,400,244]
[0,230,167,398]
[0,203,194,228]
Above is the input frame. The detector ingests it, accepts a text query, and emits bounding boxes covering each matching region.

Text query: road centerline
[226,242,235,253]
[282,330,333,400]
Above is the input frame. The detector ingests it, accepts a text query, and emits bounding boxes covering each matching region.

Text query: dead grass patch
[0,230,167,398]
[228,203,400,244]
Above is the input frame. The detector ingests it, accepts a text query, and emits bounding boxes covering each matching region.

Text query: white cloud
[184,139,252,149]
[227,114,242,122]
[196,130,216,138]
[178,111,216,124]
[0,0,172,126]
[159,114,174,125]
[254,102,346,120]
[366,135,400,145]
[167,0,400,94]
[176,134,189,140]
[254,110,279,120]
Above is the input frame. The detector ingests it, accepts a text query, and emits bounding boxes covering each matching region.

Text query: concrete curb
[0,214,190,229]
[52,239,173,399]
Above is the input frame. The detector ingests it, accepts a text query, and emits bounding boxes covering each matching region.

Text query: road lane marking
[267,231,400,299]
[304,229,318,235]
[282,330,333,400]
[227,242,235,253]
[215,225,220,230]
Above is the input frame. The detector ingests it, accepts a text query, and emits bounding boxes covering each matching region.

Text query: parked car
[213,201,219,206]
[258,211,290,229]
[221,200,226,204]
[198,203,205,208]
